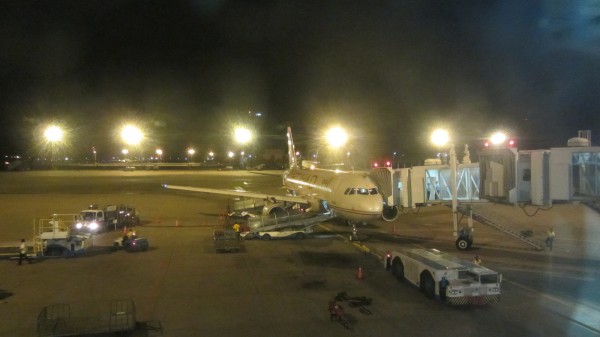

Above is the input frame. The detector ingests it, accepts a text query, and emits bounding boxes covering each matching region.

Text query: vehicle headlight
[89,222,99,230]
[76,223,83,229]
[449,289,462,295]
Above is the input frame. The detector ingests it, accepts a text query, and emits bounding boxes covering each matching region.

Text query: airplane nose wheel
[349,223,359,242]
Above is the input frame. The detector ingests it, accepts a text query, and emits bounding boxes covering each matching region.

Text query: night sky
[1,1,599,164]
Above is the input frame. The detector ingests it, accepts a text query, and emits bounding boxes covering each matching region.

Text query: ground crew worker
[233,223,241,239]
[18,239,32,265]
[546,228,556,251]
[122,228,136,248]
[474,255,482,265]
[126,228,136,239]
[439,276,449,301]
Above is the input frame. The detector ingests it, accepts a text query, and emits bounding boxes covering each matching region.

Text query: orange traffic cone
[175,218,179,227]
[356,266,364,280]
[123,226,127,234]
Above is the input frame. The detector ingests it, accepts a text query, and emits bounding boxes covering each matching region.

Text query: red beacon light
[508,139,516,147]
[385,161,391,167]
[373,162,379,168]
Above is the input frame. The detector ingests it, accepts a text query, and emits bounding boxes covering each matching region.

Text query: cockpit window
[346,188,379,195]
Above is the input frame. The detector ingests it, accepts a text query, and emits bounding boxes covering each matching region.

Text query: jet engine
[381,205,399,221]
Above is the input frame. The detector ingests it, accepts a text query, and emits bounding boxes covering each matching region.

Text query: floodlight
[121,125,143,145]
[490,132,507,145]
[325,126,348,148]
[44,125,64,142]
[431,129,449,147]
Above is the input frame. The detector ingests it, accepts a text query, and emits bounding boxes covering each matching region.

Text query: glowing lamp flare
[325,127,348,148]
[44,126,64,142]
[431,129,449,147]
[490,132,507,145]
[121,125,143,145]
[234,127,252,144]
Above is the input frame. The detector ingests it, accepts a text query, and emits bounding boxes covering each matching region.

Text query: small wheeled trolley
[328,300,351,329]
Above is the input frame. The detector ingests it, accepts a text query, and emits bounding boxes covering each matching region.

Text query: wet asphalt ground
[1,170,599,337]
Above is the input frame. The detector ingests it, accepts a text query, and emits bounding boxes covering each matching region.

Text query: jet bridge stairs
[458,204,545,250]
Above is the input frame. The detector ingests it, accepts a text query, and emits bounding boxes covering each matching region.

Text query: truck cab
[76,208,105,232]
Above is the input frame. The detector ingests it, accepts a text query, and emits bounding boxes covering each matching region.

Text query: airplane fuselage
[283,166,383,223]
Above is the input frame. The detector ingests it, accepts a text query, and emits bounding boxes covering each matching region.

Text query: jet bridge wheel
[455,238,472,251]
[420,271,435,299]
[261,233,272,240]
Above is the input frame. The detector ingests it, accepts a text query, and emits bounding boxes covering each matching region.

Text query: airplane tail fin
[287,126,297,169]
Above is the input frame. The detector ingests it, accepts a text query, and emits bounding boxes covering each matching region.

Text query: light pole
[393,152,397,169]
[92,147,97,166]
[324,126,348,164]
[156,149,163,162]
[44,125,64,169]
[121,124,143,162]
[431,129,459,237]
[227,151,235,167]
[187,148,195,166]
[234,126,252,168]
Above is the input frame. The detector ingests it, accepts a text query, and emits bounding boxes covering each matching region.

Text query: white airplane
[163,127,398,225]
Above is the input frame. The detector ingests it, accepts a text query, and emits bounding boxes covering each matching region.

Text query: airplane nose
[373,196,384,212]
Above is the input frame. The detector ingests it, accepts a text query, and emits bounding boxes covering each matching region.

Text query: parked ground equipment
[33,215,93,257]
[385,248,501,305]
[113,230,149,252]
[328,300,351,329]
[213,225,241,253]
[36,299,163,336]
[76,204,139,232]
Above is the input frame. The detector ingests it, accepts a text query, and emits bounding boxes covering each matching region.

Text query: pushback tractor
[385,248,501,305]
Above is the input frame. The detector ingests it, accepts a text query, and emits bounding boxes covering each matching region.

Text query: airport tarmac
[1,170,599,337]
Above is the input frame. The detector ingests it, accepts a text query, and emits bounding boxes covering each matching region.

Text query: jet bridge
[370,164,481,209]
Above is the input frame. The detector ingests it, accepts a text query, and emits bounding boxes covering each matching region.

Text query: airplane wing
[162,184,310,204]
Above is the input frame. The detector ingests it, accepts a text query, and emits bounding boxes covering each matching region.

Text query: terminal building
[372,131,600,209]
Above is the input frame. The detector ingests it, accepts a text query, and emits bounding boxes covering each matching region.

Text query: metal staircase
[459,205,545,250]
[246,212,334,233]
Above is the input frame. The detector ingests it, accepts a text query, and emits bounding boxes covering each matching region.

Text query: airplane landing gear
[348,222,359,242]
